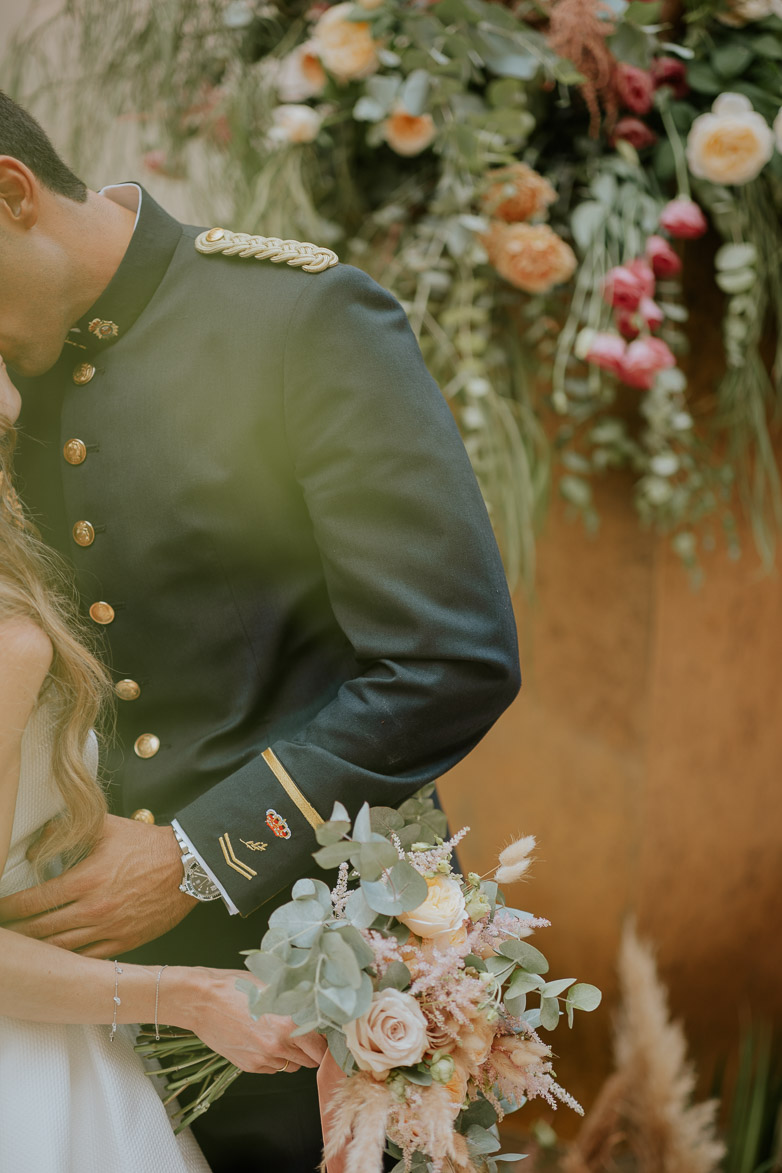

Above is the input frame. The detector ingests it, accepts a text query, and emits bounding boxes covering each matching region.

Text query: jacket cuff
[173,747,325,917]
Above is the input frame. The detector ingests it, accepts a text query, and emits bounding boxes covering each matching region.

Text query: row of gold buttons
[67,359,151,760]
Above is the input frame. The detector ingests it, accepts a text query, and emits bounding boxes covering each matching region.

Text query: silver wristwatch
[173,826,222,902]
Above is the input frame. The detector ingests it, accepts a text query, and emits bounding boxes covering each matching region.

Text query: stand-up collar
[66,183,182,357]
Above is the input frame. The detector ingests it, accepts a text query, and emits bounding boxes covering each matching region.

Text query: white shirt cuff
[170,819,240,915]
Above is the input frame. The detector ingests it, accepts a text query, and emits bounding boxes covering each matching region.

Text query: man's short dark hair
[0,91,87,202]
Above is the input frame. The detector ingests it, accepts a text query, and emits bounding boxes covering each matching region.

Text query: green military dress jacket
[15,186,520,961]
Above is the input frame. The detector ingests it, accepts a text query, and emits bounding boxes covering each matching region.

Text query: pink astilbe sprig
[472,909,550,959]
[331,861,350,918]
[406,826,471,876]
[363,930,404,979]
[409,951,487,1037]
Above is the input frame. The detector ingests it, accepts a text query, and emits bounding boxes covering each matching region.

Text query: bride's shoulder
[0,616,53,687]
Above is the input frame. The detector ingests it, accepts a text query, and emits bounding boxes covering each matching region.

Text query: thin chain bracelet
[110,960,123,1042]
[154,964,169,1041]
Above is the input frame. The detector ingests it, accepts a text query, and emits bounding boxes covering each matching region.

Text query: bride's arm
[0,619,325,1073]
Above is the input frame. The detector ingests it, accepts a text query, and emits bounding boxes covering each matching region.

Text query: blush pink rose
[613,117,658,150]
[651,56,689,99]
[344,989,428,1080]
[639,297,664,331]
[659,198,708,240]
[585,332,627,374]
[626,258,656,299]
[645,234,682,278]
[604,265,645,311]
[620,337,676,388]
[615,308,640,340]
[615,63,655,115]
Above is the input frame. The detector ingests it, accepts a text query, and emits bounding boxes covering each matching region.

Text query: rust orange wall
[440,480,782,1137]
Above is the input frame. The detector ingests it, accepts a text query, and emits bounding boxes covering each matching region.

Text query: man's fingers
[39,928,102,951]
[75,940,117,959]
[4,906,88,940]
[0,876,77,923]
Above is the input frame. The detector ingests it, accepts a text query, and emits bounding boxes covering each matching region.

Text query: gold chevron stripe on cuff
[219,832,257,880]
[262,748,324,830]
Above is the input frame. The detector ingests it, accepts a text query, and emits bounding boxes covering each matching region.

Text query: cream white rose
[686,92,774,185]
[344,989,428,1079]
[311,2,379,82]
[277,41,327,102]
[269,104,323,144]
[398,875,467,948]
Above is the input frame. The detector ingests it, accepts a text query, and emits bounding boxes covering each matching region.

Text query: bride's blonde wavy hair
[0,419,111,875]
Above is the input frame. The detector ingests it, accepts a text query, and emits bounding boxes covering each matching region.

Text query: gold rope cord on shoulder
[195,227,339,273]
[262,748,325,830]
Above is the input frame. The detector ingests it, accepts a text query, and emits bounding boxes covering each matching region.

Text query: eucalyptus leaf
[352,803,373,844]
[571,201,607,252]
[331,923,375,969]
[358,838,400,881]
[399,1065,434,1085]
[353,96,386,123]
[315,817,352,846]
[317,983,359,1023]
[361,860,428,915]
[466,1124,502,1155]
[321,930,363,990]
[268,899,326,949]
[345,887,378,930]
[504,991,526,1017]
[325,1027,355,1074]
[370,806,405,835]
[497,939,549,974]
[715,243,757,271]
[365,73,401,112]
[541,977,577,997]
[540,996,560,1030]
[400,68,431,115]
[377,960,412,991]
[313,841,354,869]
[506,969,545,997]
[565,982,602,1012]
[523,1008,542,1030]
[258,926,292,960]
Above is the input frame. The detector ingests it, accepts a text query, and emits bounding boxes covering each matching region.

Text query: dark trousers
[186,1068,323,1173]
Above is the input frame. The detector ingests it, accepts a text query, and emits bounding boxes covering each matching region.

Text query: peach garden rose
[382,107,437,157]
[344,988,428,1079]
[686,92,775,186]
[480,162,557,223]
[482,222,577,294]
[311,2,380,82]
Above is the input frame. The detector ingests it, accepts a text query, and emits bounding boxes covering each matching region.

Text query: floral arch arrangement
[10,0,782,586]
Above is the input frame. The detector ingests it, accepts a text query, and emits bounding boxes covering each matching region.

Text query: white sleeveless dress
[0,692,211,1173]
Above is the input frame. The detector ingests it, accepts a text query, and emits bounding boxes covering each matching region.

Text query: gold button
[205,227,225,242]
[134,733,160,759]
[72,362,96,385]
[63,439,87,465]
[115,678,141,701]
[89,601,115,625]
[72,520,95,547]
[131,808,155,824]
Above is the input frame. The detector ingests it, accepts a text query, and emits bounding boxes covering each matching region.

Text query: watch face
[184,859,220,901]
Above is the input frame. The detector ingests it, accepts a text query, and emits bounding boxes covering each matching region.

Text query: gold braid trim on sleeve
[195,227,339,273]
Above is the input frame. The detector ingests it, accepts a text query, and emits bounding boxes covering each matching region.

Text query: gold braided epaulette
[195,226,339,273]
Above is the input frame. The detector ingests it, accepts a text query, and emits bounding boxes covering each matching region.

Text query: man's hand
[0,814,197,956]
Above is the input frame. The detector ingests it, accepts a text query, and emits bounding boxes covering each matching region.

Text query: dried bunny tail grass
[320,1071,391,1173]
[495,834,536,884]
[564,923,725,1173]
[388,1083,475,1173]
[544,0,618,137]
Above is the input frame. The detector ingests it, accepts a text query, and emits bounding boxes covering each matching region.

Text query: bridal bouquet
[138,785,600,1171]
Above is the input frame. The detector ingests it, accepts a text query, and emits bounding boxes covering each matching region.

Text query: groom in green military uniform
[0,92,520,1170]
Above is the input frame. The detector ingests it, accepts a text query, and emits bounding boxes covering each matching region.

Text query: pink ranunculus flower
[645,234,682,278]
[640,297,664,331]
[612,117,658,150]
[344,989,428,1080]
[659,198,708,240]
[603,265,645,311]
[614,63,655,115]
[620,337,676,388]
[651,56,689,99]
[585,332,627,374]
[626,258,656,299]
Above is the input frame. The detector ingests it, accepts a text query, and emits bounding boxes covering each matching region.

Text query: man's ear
[0,157,39,230]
